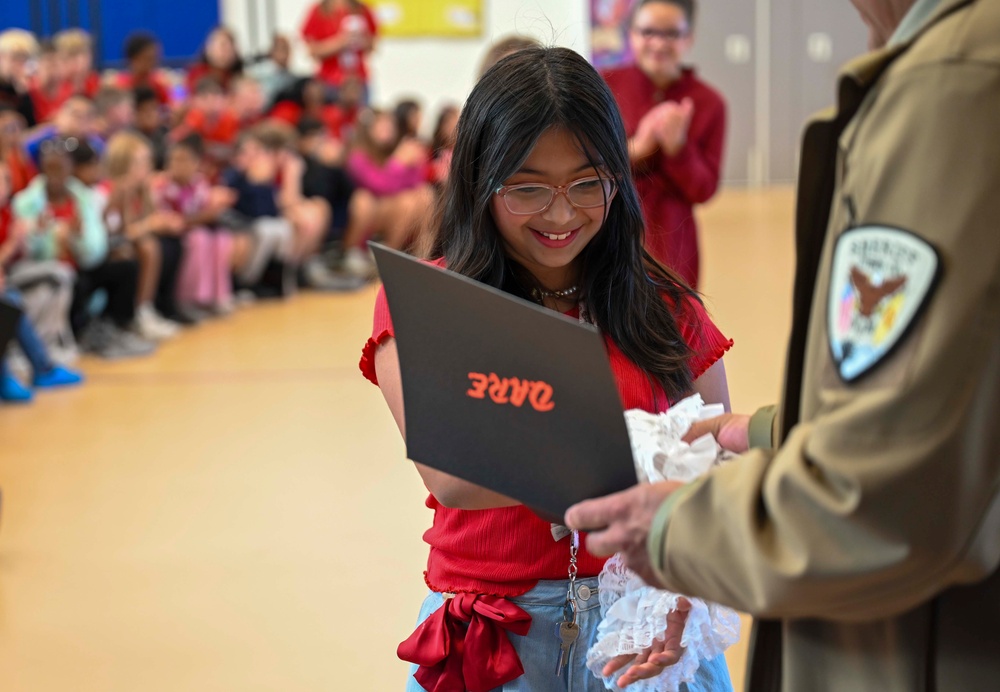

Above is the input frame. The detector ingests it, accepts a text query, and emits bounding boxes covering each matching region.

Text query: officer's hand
[565,481,685,587]
[683,413,750,453]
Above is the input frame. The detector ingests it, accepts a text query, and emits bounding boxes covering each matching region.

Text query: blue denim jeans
[404,577,733,692]
[1,289,52,379]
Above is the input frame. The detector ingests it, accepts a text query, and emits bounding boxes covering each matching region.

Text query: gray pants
[7,260,78,362]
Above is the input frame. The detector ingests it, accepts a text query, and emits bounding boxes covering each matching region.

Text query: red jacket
[602,65,726,288]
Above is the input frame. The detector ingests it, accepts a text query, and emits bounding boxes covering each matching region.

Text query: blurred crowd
[0,1,469,403]
[1,0,724,407]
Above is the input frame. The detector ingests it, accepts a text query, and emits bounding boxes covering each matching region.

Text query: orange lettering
[466,372,555,412]
[508,378,532,407]
[488,374,511,404]
[529,381,555,412]
[467,372,488,398]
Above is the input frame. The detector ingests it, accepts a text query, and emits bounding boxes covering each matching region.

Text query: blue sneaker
[33,365,85,389]
[0,374,33,403]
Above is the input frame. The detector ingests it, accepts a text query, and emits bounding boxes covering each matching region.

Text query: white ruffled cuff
[586,396,741,691]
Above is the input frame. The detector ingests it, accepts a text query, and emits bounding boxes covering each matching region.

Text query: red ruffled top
[359,260,732,598]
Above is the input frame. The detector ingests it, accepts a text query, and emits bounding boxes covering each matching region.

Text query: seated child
[152,134,236,316]
[68,138,154,359]
[103,131,184,339]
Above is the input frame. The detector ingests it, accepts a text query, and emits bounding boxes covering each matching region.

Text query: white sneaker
[135,304,179,341]
[343,247,377,280]
[212,299,235,316]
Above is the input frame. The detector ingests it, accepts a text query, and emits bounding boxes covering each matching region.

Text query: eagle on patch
[850,266,907,317]
[828,226,940,383]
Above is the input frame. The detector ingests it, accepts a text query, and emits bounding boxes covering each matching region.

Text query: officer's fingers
[683,414,751,452]
[682,416,725,443]
[582,523,633,558]
[565,487,635,532]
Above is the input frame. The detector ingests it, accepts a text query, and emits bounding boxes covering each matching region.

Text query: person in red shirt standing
[602,0,726,289]
[300,0,377,101]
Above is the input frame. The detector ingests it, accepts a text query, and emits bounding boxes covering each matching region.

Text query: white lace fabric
[587,395,742,691]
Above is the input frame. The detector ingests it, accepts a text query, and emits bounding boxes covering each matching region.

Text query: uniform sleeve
[359,285,394,386]
[649,61,1000,623]
[674,292,733,380]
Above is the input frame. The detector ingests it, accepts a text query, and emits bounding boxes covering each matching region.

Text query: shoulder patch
[828,225,940,383]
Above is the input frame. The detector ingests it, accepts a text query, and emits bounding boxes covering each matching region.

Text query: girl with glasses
[360,46,735,691]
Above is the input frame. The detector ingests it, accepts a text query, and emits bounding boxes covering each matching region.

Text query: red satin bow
[397,593,533,692]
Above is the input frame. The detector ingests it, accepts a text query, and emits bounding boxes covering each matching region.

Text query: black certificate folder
[371,243,637,522]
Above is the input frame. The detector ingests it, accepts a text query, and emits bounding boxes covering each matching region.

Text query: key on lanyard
[556,530,581,677]
[555,620,580,676]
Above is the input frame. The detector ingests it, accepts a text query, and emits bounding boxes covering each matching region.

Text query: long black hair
[431,46,698,401]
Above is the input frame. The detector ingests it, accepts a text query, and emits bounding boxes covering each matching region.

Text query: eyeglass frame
[630,27,690,42]
[493,175,618,216]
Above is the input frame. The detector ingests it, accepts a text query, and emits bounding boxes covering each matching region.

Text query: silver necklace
[531,285,579,302]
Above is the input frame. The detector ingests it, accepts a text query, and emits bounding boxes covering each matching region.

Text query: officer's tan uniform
[648,0,1000,689]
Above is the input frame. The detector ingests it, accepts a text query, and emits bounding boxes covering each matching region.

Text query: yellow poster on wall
[372,0,483,38]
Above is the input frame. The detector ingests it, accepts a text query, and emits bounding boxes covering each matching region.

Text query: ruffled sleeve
[673,293,733,380]
[360,258,447,386]
[358,285,394,386]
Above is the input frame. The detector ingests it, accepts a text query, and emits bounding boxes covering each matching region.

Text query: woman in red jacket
[602,0,726,289]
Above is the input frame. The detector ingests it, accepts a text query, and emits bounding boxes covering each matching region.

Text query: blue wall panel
[0,0,219,68]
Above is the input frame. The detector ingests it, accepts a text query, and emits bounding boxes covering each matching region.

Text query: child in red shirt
[54,29,101,101]
[601,0,727,289]
[116,32,172,106]
[172,76,240,181]
[360,47,734,692]
[28,41,64,123]
[151,134,236,316]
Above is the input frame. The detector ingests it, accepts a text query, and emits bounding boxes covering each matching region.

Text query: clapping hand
[650,97,695,157]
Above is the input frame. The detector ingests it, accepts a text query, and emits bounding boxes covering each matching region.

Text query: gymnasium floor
[0,187,796,691]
